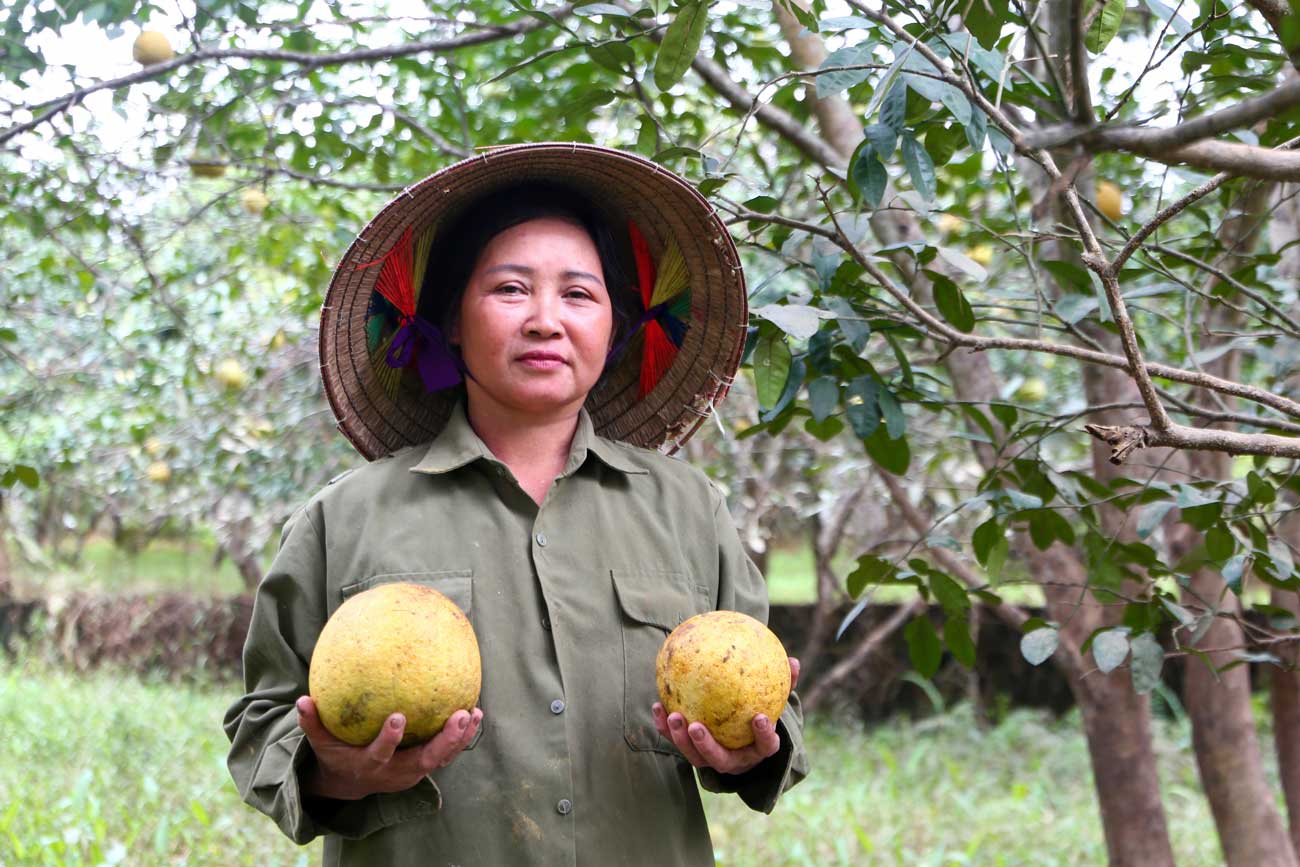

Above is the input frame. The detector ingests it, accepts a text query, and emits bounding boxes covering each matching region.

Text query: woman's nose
[524,291,563,337]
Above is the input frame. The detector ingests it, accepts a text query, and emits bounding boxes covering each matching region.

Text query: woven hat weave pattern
[319,142,747,460]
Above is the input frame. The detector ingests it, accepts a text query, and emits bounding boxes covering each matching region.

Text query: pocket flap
[340,570,473,614]
[610,568,703,631]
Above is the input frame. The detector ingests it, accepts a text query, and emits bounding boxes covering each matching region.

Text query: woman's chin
[469,382,591,416]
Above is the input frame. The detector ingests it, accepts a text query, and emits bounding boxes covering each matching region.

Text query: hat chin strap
[384,314,471,392]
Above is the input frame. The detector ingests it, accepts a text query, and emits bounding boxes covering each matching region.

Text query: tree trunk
[1164,173,1298,866]
[1273,584,1300,856]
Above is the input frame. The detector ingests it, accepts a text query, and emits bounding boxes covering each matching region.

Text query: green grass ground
[0,657,1230,866]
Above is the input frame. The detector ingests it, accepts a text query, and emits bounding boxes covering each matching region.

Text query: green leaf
[1136,501,1174,540]
[863,425,910,474]
[935,246,988,282]
[1205,523,1235,560]
[1093,628,1130,674]
[878,387,905,439]
[804,415,844,441]
[932,274,975,332]
[1222,553,1250,593]
[972,519,1002,566]
[1020,627,1058,666]
[817,44,875,98]
[905,615,943,678]
[864,123,898,159]
[13,465,38,490]
[846,375,881,439]
[930,571,970,615]
[880,82,907,133]
[966,0,1011,49]
[1040,259,1094,294]
[653,0,708,91]
[943,616,977,668]
[1129,633,1164,694]
[0,328,16,342]
[984,537,1009,581]
[847,554,898,598]
[1247,471,1276,506]
[1085,0,1126,54]
[849,144,887,209]
[900,134,936,201]
[752,331,792,409]
[1027,509,1075,550]
[809,376,839,422]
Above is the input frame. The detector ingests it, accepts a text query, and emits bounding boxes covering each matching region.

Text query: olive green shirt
[223,399,809,866]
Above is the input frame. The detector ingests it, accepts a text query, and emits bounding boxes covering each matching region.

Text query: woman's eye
[495,283,525,294]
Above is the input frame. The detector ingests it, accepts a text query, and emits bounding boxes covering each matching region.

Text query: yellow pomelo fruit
[310,583,481,747]
[937,213,962,234]
[132,30,174,66]
[656,610,790,749]
[1015,377,1048,403]
[214,358,248,390]
[143,436,165,457]
[1096,180,1123,221]
[240,188,269,215]
[968,244,994,266]
[146,461,172,483]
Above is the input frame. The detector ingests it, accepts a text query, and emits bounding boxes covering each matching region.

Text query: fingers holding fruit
[298,582,483,799]
[651,704,781,774]
[652,611,794,774]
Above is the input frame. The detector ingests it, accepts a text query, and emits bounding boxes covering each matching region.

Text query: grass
[0,656,1234,866]
[14,535,1058,611]
[11,534,275,597]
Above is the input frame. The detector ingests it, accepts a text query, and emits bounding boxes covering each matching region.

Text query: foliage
[0,657,1234,866]
[2,0,1299,688]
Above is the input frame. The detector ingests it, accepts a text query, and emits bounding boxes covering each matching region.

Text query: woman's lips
[517,353,566,369]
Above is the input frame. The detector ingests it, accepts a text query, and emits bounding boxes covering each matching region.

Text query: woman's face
[452,216,614,419]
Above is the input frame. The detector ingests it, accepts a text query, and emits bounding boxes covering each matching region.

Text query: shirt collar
[410,399,647,477]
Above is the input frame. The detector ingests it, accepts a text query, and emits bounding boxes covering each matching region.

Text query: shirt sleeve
[695,481,810,814]
[221,504,442,844]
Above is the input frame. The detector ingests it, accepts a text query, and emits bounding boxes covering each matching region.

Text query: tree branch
[1,5,574,148]
[1025,78,1300,153]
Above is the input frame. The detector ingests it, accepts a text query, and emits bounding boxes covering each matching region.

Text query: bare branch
[1087,422,1300,462]
[1026,78,1300,152]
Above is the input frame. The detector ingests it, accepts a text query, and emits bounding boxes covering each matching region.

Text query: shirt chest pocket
[610,568,711,756]
[337,569,483,750]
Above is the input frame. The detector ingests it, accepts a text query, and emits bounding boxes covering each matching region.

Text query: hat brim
[320,142,747,460]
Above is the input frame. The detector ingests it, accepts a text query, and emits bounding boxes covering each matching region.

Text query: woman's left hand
[651,657,800,776]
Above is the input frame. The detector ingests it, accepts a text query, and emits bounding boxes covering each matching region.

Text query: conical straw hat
[319,142,747,460]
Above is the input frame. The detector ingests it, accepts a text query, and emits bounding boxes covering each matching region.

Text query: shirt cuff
[252,730,442,842]
[695,704,807,814]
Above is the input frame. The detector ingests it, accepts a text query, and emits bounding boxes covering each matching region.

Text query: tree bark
[1272,581,1300,856]
[1164,174,1298,866]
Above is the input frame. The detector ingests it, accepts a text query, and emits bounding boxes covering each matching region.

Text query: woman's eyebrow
[481,264,603,284]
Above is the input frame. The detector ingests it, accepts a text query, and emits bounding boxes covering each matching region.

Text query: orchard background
[5,1,1300,864]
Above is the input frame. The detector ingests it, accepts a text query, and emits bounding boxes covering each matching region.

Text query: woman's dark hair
[416,181,641,363]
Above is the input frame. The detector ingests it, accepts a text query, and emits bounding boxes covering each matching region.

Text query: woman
[224,143,808,866]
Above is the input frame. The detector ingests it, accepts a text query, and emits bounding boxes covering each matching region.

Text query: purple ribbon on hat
[605,299,672,364]
[385,315,467,392]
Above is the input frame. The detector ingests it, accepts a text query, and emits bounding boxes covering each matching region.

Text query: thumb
[295,695,331,747]
[367,712,406,763]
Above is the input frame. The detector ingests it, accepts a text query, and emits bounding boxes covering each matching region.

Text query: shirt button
[535,532,548,547]
[556,799,572,816]
[495,466,506,477]
[541,616,552,631]
[550,699,565,714]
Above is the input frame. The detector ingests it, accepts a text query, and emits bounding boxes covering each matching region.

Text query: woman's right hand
[295,695,483,801]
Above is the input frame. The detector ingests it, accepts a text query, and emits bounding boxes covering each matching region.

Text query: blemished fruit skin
[309,582,481,747]
[656,610,790,749]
